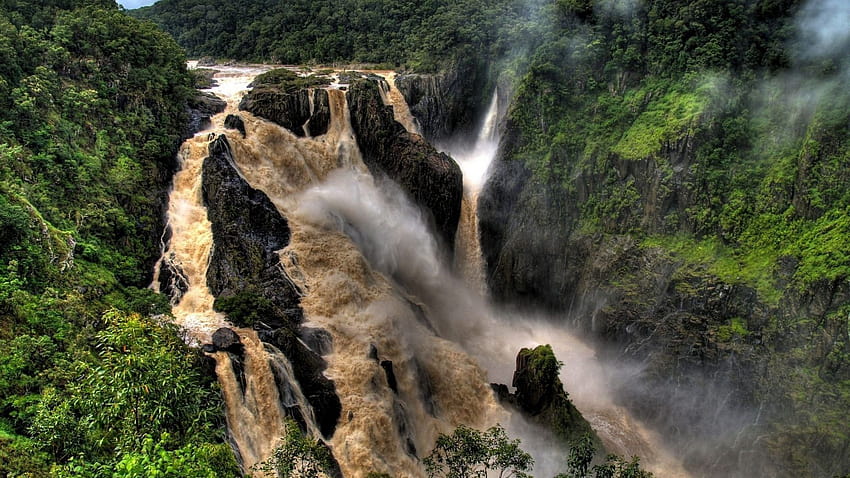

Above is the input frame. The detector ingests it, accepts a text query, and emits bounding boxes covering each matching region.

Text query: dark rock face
[493,346,599,447]
[212,327,243,353]
[202,135,302,327]
[156,252,189,304]
[300,327,333,356]
[347,79,463,250]
[239,87,330,137]
[224,114,246,137]
[201,134,341,438]
[259,328,342,439]
[186,91,226,136]
[395,59,490,142]
[380,360,398,394]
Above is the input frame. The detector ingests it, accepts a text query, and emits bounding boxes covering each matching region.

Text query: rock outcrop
[347,78,463,250]
[239,87,330,137]
[201,135,302,328]
[492,345,599,448]
[186,90,226,136]
[395,58,491,142]
[201,134,341,439]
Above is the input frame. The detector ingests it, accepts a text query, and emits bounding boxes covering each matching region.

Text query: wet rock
[368,343,379,361]
[202,133,342,439]
[156,253,189,304]
[300,327,333,356]
[212,327,243,353]
[186,91,226,136]
[380,360,398,393]
[239,87,330,137]
[260,327,342,439]
[201,135,302,328]
[224,114,246,137]
[347,79,463,250]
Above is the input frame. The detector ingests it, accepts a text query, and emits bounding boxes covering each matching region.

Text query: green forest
[2,0,850,475]
[0,0,240,474]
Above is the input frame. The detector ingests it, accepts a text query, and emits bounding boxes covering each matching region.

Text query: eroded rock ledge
[347,78,463,250]
[201,134,341,439]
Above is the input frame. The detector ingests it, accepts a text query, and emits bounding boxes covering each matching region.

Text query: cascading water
[443,88,501,294]
[155,64,688,478]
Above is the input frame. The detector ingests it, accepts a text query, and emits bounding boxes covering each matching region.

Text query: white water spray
[155,65,688,478]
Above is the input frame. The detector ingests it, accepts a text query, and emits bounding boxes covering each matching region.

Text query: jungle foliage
[0,0,237,475]
[130,0,545,71]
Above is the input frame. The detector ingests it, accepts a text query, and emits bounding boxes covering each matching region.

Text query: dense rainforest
[2,0,849,476]
[0,0,240,475]
[136,0,850,475]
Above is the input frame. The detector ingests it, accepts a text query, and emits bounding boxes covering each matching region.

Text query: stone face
[223,114,246,137]
[201,134,341,438]
[212,327,243,353]
[239,87,330,137]
[347,79,463,250]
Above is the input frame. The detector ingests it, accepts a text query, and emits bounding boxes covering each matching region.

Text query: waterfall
[375,71,422,135]
[447,88,501,294]
[155,65,688,478]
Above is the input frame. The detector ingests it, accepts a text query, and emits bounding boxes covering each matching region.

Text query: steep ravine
[156,64,690,478]
[477,94,850,477]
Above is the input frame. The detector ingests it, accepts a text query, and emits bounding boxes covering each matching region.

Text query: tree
[423,424,533,478]
[30,310,221,455]
[254,419,335,478]
[557,434,653,478]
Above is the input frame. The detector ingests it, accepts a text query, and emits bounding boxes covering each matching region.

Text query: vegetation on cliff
[481,0,850,475]
[0,0,236,474]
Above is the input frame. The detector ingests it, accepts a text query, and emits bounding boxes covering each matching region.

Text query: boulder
[224,114,246,137]
[212,327,243,353]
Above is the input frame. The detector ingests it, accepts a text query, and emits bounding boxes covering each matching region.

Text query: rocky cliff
[239,87,331,137]
[202,134,341,438]
[347,78,463,251]
[479,86,850,476]
[395,58,491,143]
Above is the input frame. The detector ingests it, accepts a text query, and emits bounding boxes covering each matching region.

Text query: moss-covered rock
[493,345,600,448]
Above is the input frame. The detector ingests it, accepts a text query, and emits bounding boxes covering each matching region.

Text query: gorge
[154,64,685,477]
[2,0,849,476]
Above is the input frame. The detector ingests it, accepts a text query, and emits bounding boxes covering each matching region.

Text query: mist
[794,0,850,63]
[292,166,692,477]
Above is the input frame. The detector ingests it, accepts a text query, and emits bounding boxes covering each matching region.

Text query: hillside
[480,0,850,476]
[0,0,239,474]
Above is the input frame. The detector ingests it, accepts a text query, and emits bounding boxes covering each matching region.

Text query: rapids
[154,64,689,478]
